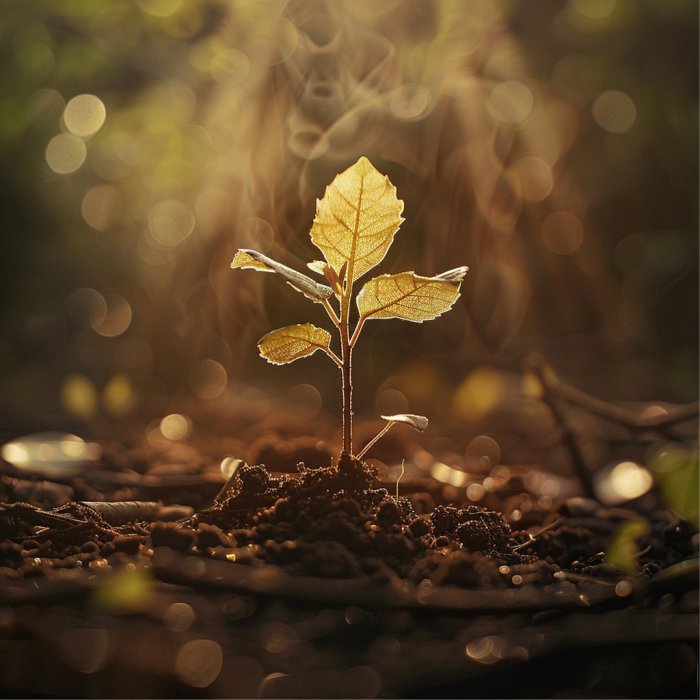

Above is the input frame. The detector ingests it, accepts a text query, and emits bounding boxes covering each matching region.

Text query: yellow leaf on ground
[356,267,468,322]
[257,323,332,365]
[309,156,404,284]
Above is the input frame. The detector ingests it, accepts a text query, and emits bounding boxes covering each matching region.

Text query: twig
[527,352,699,431]
[512,517,565,551]
[526,357,596,499]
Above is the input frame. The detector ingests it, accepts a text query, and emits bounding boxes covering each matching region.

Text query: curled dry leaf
[380,414,429,431]
[257,323,332,365]
[310,156,404,284]
[356,267,468,322]
[231,249,332,302]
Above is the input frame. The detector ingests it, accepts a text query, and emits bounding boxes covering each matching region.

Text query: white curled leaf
[380,413,429,432]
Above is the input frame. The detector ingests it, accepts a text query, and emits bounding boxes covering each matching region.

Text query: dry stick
[80,501,160,525]
[0,502,83,529]
[545,378,699,431]
[528,359,597,499]
[512,517,565,551]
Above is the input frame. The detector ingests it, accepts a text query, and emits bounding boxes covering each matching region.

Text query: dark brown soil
[0,422,697,698]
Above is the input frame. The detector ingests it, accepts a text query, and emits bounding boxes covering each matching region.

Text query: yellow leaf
[309,156,404,284]
[231,248,332,302]
[257,323,332,365]
[356,267,468,322]
[231,249,274,272]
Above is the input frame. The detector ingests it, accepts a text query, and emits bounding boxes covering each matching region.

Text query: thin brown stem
[340,332,353,454]
[324,347,343,368]
[349,314,366,348]
[339,284,353,455]
[357,420,396,459]
[321,297,340,327]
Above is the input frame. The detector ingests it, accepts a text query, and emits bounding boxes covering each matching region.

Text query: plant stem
[322,298,340,327]
[340,320,353,455]
[357,420,396,460]
[339,287,353,455]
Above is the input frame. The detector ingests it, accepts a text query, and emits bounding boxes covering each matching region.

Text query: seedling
[231,156,467,457]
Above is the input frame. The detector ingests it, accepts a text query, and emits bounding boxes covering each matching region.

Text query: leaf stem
[357,420,396,460]
[323,347,343,368]
[349,314,366,348]
[322,298,340,327]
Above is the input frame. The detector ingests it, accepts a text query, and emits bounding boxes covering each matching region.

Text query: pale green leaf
[309,156,404,284]
[650,445,699,527]
[257,323,332,365]
[356,267,468,322]
[606,518,650,573]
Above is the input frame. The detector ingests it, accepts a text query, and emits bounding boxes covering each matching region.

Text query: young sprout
[231,156,467,457]
[356,413,429,460]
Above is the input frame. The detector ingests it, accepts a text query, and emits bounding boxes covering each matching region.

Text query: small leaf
[307,260,327,275]
[606,518,650,573]
[357,267,468,322]
[650,445,699,527]
[307,260,343,296]
[309,156,404,284]
[257,323,332,365]
[380,413,429,432]
[232,249,332,302]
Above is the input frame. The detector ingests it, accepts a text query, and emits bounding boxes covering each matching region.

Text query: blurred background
[0,0,697,445]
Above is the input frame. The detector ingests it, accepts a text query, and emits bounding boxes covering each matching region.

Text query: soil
[0,407,697,699]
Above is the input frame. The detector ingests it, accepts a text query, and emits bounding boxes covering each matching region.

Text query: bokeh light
[160,413,192,441]
[175,639,223,688]
[190,359,228,399]
[592,89,636,133]
[92,295,132,337]
[511,156,554,202]
[81,184,123,231]
[45,133,86,173]
[487,81,534,125]
[61,374,99,419]
[63,94,107,137]
[1,432,100,477]
[594,460,654,505]
[541,211,585,255]
[163,602,195,632]
[147,199,196,248]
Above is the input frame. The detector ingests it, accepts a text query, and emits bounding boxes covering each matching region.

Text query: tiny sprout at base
[231,156,468,457]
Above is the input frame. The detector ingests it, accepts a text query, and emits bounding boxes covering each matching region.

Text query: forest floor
[0,384,697,699]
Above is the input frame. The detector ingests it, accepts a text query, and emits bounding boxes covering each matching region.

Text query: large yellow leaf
[257,323,332,365]
[231,249,332,302]
[356,267,468,322]
[309,156,404,284]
